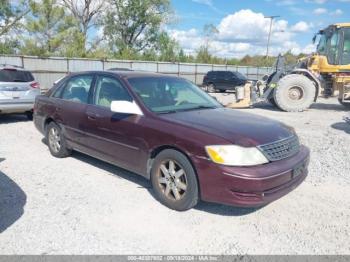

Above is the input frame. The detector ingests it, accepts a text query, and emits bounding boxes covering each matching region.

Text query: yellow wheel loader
[227,23,350,112]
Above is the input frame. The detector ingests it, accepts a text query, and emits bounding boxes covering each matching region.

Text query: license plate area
[12,91,21,99]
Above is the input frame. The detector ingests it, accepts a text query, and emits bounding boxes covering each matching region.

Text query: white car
[0,65,40,120]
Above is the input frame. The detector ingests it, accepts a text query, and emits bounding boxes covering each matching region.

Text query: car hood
[160,108,295,147]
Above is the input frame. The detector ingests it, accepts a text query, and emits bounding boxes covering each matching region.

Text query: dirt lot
[0,97,349,255]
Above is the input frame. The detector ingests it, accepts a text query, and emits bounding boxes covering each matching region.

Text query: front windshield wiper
[157,109,180,114]
[181,105,217,111]
[157,105,217,114]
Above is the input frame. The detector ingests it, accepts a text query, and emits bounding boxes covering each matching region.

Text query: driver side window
[93,76,132,109]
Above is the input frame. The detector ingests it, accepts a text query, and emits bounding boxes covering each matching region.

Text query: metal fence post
[195,64,198,85]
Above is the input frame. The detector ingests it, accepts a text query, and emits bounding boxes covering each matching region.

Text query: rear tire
[151,149,199,211]
[274,74,316,112]
[46,122,71,158]
[26,111,33,121]
[207,83,216,93]
[338,99,350,109]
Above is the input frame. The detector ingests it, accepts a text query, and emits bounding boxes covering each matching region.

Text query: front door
[83,74,144,174]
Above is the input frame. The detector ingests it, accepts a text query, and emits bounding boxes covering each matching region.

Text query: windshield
[127,77,222,113]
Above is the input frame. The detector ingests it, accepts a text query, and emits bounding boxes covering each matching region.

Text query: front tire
[46,122,71,158]
[274,74,316,112]
[151,149,199,211]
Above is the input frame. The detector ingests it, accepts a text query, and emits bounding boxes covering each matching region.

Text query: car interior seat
[70,86,88,103]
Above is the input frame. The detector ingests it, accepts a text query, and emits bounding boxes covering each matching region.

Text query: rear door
[0,69,39,103]
[54,74,95,148]
[223,71,235,89]
[215,71,226,89]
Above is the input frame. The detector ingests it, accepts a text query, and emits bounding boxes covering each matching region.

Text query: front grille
[257,135,300,162]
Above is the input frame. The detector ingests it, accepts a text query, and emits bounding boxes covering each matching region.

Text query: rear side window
[0,69,34,82]
[233,71,247,80]
[224,72,232,79]
[61,75,93,104]
[217,71,226,79]
[207,71,217,78]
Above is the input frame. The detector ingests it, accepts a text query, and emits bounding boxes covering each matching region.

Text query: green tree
[155,32,180,62]
[196,46,212,64]
[0,0,29,37]
[104,0,172,55]
[62,0,105,56]
[21,0,77,56]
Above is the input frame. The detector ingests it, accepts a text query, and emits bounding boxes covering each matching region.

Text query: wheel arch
[291,69,321,102]
[44,117,55,133]
[148,145,201,196]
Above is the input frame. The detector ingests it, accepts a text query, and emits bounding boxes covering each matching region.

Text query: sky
[167,0,350,58]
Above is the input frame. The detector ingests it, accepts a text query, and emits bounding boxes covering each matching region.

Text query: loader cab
[314,25,350,66]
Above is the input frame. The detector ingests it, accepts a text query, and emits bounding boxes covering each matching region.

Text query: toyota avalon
[34,71,310,211]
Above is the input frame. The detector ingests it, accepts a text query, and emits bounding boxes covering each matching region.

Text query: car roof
[69,70,181,79]
[0,64,27,71]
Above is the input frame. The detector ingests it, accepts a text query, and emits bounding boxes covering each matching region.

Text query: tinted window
[61,75,93,104]
[224,72,232,79]
[317,34,327,55]
[128,77,221,113]
[233,71,247,80]
[341,28,350,65]
[94,76,132,108]
[0,69,34,82]
[52,79,67,98]
[217,71,226,78]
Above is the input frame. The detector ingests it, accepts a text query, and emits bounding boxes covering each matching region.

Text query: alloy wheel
[157,160,188,201]
[48,127,61,153]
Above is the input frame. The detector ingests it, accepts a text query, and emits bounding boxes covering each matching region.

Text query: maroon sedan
[34,71,310,211]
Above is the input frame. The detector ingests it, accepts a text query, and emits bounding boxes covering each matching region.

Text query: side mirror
[110,100,143,115]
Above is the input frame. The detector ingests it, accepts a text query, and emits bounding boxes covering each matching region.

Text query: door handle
[87,112,100,120]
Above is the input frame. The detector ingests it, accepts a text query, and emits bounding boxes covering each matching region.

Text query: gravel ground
[0,97,349,255]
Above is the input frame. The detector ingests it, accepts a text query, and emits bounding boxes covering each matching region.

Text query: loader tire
[274,74,316,112]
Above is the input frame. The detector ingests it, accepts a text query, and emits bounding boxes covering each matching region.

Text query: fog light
[230,190,263,201]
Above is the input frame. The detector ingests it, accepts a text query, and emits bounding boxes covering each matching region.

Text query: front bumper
[193,145,310,207]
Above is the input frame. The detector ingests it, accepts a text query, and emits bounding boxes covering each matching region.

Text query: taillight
[30,82,40,89]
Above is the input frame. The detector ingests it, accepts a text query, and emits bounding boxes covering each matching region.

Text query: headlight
[205,145,269,166]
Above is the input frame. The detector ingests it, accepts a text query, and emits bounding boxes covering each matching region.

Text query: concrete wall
[0,55,272,91]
